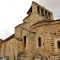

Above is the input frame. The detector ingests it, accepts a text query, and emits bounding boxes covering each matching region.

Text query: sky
[0,0,60,39]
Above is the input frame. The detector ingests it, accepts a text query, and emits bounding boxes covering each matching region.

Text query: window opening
[37,6,40,14]
[24,36,26,47]
[57,41,60,49]
[38,37,41,47]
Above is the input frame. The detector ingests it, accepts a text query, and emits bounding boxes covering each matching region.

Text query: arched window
[38,37,41,47]
[24,36,26,47]
[57,41,60,49]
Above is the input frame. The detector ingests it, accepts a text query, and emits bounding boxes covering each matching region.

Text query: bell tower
[27,1,54,20]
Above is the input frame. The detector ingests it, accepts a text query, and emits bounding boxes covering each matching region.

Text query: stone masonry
[0,1,60,60]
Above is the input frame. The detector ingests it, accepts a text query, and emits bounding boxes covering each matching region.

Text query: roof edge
[2,34,15,43]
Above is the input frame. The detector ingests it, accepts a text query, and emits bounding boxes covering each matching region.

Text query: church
[0,1,60,60]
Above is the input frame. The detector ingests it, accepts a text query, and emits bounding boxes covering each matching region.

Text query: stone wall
[31,20,60,56]
[0,1,60,60]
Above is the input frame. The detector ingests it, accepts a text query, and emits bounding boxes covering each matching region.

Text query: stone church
[0,1,60,60]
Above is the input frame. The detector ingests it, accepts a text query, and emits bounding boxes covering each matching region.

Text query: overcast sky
[0,0,60,39]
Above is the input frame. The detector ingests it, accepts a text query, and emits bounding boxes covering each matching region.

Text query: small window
[48,13,50,19]
[57,41,60,49]
[41,8,44,16]
[37,6,40,14]
[45,10,47,16]
[45,10,48,19]
[24,36,26,47]
[38,37,41,47]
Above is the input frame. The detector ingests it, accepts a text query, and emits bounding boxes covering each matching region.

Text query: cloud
[0,28,14,40]
[54,11,60,19]
[0,29,10,39]
[0,0,60,39]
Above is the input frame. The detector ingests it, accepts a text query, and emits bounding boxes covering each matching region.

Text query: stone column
[44,9,45,17]
[32,2,38,13]
[50,13,54,20]
[26,32,36,60]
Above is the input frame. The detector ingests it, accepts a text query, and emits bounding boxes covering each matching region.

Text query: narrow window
[48,13,50,19]
[57,41,60,49]
[38,37,41,47]
[37,6,40,14]
[41,8,44,16]
[45,10,48,19]
[24,36,26,47]
[45,10,47,16]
